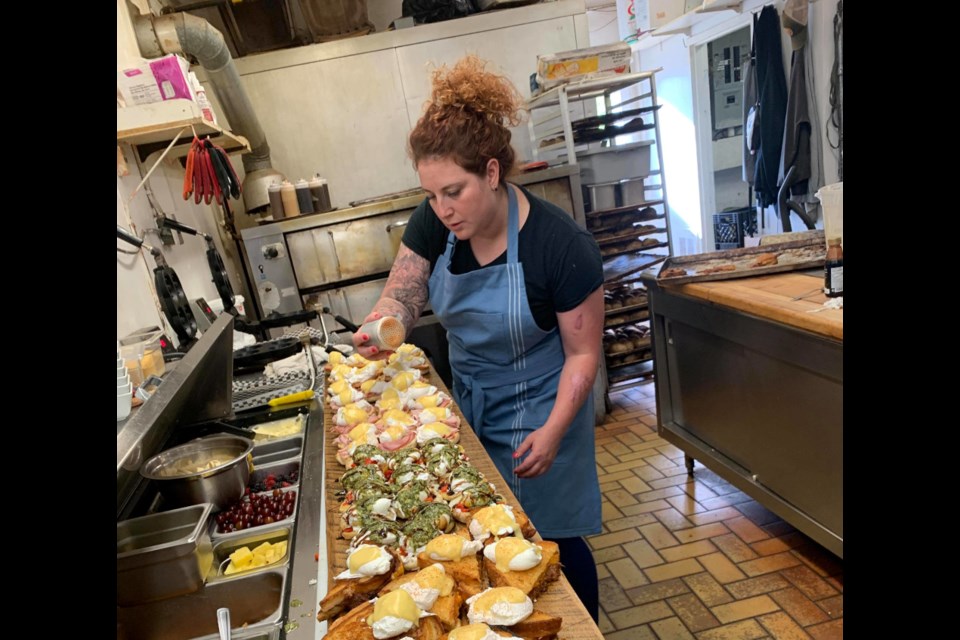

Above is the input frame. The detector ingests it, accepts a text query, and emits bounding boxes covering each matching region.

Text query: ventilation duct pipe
[133,12,282,212]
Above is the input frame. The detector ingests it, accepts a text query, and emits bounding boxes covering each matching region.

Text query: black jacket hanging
[742,12,759,188]
[751,5,788,208]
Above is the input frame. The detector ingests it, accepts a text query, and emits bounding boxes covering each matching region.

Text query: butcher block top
[665,271,843,341]
[321,363,604,640]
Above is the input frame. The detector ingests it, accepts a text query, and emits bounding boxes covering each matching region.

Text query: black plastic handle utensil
[321,306,359,333]
[117,225,144,248]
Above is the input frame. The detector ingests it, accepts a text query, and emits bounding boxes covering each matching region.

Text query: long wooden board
[674,271,843,341]
[321,366,603,639]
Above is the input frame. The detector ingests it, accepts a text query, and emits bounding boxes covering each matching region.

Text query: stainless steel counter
[117,315,235,518]
[642,274,843,558]
[116,315,329,639]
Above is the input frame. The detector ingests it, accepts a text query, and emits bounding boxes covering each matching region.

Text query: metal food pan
[248,413,308,444]
[117,503,214,607]
[211,485,300,541]
[116,567,287,640]
[208,525,292,581]
[250,459,301,492]
[251,436,303,466]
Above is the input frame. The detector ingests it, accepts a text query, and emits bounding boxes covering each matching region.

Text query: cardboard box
[536,43,632,92]
[118,54,195,107]
[635,0,687,33]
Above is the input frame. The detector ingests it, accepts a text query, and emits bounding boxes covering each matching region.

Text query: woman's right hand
[352,310,389,360]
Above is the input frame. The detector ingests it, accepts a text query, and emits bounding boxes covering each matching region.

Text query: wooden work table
[642,270,843,558]
[669,271,842,341]
[318,365,604,640]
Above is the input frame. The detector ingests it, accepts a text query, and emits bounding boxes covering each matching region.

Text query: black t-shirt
[402,186,603,331]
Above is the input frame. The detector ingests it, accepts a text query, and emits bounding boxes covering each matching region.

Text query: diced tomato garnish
[384,469,393,480]
[425,496,434,502]
[343,527,353,534]
[454,503,469,512]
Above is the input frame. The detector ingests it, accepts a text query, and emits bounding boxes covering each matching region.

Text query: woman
[353,55,603,620]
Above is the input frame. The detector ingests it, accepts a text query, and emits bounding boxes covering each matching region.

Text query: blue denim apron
[427,186,601,538]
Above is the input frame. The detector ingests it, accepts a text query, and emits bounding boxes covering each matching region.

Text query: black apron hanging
[751,5,788,209]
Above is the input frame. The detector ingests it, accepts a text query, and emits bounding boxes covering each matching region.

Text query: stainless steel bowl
[141,435,254,510]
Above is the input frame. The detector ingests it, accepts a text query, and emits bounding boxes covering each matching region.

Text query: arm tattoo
[373,246,431,333]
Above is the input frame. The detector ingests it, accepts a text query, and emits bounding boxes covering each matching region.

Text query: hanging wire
[826,0,843,179]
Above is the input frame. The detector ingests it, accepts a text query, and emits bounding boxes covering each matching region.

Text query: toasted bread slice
[318,554,405,622]
[416,551,483,600]
[324,601,446,640]
[378,568,463,631]
[482,541,561,600]
[513,508,537,540]
[505,609,562,640]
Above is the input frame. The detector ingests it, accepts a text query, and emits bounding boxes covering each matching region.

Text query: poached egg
[469,504,521,541]
[483,538,543,572]
[335,544,393,580]
[396,563,454,610]
[367,589,424,639]
[466,587,533,627]
[423,533,484,561]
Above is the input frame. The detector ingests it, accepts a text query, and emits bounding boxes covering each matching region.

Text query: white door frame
[689,12,755,251]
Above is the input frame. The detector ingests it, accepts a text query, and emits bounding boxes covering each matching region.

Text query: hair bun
[430,55,523,127]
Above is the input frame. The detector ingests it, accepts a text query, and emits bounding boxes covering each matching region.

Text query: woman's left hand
[512,426,564,479]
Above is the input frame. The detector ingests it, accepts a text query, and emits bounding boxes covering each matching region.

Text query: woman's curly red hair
[409,55,525,182]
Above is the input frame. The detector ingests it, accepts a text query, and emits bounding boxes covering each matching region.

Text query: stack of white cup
[118,341,133,421]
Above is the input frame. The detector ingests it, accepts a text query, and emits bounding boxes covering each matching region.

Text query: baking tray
[604,252,668,282]
[601,240,668,260]
[604,309,650,329]
[656,231,826,285]
[605,301,648,317]
[586,200,663,231]
[595,224,665,247]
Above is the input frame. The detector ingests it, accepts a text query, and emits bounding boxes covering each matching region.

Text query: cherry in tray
[215,488,297,534]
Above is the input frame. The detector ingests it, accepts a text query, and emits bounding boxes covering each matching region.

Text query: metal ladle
[217,607,232,640]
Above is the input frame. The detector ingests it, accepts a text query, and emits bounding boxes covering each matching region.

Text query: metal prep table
[641,271,843,558]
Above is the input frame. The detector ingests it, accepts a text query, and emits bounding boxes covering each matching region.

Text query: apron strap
[506,184,519,264]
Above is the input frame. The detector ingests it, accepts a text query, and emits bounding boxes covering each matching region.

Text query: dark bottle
[824,237,843,297]
[295,179,315,214]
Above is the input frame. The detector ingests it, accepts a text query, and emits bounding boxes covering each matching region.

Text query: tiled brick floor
[590,385,843,640]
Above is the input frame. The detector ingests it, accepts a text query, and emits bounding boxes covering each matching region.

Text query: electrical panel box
[708,27,751,133]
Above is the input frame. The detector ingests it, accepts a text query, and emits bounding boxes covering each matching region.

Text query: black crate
[713,208,756,250]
